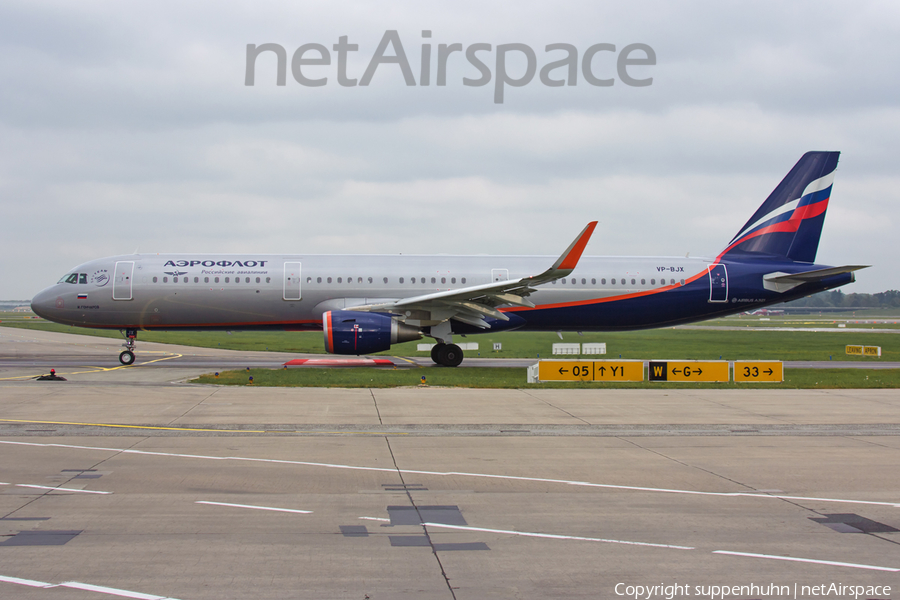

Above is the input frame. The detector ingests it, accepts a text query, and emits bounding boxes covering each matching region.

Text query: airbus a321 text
[31,152,866,366]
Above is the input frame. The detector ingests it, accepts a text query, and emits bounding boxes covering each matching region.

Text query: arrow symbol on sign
[598,366,606,376]
[673,368,682,375]
[696,368,703,375]
[764,369,773,375]
[559,368,568,375]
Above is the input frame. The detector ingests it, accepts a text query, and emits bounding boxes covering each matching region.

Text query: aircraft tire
[119,350,135,365]
[430,343,445,364]
[438,343,463,367]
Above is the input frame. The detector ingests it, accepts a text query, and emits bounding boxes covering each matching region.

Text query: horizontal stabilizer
[763,265,868,293]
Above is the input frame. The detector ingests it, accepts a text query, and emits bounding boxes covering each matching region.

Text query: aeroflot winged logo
[164,260,269,268]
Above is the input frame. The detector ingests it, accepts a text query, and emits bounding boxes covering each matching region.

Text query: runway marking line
[0,574,181,599]
[0,352,182,380]
[14,484,111,495]
[423,522,695,550]
[0,418,409,436]
[713,550,900,572]
[196,501,312,514]
[1,440,898,509]
[0,418,267,434]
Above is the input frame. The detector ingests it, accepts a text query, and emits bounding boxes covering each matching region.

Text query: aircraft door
[113,261,134,301]
[283,262,302,300]
[708,264,728,303]
[491,269,509,282]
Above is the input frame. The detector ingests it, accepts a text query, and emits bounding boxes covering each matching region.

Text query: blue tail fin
[721,151,840,263]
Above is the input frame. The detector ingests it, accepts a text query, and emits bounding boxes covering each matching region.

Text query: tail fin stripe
[801,171,835,198]
[717,196,828,260]
[730,185,831,244]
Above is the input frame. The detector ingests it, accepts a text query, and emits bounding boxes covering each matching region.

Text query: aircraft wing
[345,222,597,329]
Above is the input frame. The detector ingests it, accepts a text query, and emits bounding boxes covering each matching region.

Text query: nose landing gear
[119,329,137,365]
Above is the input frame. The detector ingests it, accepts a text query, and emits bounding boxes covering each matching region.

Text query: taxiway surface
[0,328,898,600]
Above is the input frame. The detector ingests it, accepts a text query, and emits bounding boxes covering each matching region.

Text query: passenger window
[65,274,78,284]
[422,278,426,284]
[399,277,404,284]
[641,279,645,285]
[224,277,229,283]
[411,277,416,283]
[193,277,198,283]
[317,277,322,283]
[561,278,566,284]
[368,277,373,283]
[307,277,311,283]
[204,277,209,283]
[245,277,249,283]
[631,279,636,285]
[383,277,388,283]
[462,277,466,284]
[256,277,261,283]
[327,277,332,283]
[680,279,685,285]
[266,277,271,283]
[153,276,158,283]
[591,278,596,284]
[431,277,436,284]
[358,277,363,283]
[214,277,219,283]
[581,278,586,285]
[441,277,446,284]
[163,277,168,283]
[337,277,342,283]
[451,277,456,284]
[651,279,655,285]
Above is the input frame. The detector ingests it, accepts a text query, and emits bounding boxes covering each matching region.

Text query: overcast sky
[2,0,898,299]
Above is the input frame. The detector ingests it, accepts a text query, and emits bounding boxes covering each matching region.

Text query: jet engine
[323,310,422,355]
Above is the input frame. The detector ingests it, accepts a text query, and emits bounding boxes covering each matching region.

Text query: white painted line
[0,574,182,599]
[423,522,695,550]
[15,484,111,494]
[359,516,390,522]
[196,501,312,514]
[0,574,52,588]
[3,440,897,508]
[60,581,174,599]
[713,550,900,572]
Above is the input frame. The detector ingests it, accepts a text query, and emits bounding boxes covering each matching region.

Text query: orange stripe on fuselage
[504,268,708,313]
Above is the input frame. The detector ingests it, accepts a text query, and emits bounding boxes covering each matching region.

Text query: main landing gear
[430,342,463,367]
[119,328,137,365]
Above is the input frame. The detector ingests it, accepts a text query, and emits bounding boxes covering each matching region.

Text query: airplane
[31,151,866,367]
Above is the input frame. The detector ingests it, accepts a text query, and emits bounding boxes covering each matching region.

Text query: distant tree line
[784,289,900,308]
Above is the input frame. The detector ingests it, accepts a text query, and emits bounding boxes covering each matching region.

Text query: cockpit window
[79,274,87,284]
[62,274,79,284]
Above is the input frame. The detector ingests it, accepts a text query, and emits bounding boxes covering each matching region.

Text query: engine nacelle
[323,310,422,355]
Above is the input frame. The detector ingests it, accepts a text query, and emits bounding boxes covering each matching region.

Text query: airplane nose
[30,286,60,320]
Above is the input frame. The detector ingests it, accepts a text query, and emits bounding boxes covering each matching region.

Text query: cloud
[1,1,898,297]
